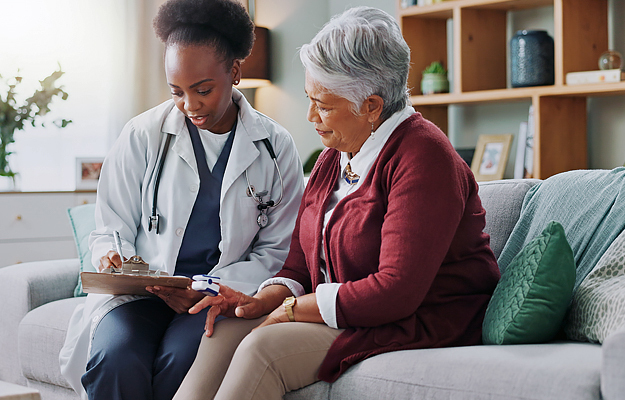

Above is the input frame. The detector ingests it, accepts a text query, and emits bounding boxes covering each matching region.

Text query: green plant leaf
[423,61,447,75]
[0,67,71,176]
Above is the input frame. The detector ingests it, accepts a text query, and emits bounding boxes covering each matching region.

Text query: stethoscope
[148,121,284,234]
[245,138,284,227]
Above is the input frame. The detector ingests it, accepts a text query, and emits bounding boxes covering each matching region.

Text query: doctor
[59,1,304,399]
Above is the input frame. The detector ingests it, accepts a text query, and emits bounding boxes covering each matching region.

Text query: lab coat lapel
[221,121,259,199]
[162,107,198,176]
[221,90,268,199]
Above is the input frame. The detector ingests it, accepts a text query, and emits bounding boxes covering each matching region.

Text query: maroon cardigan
[275,113,500,382]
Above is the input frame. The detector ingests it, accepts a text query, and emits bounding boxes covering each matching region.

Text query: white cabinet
[0,191,96,267]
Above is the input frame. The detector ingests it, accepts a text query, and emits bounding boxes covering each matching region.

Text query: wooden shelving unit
[399,0,620,179]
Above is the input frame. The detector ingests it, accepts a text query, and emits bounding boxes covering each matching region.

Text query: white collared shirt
[259,105,416,328]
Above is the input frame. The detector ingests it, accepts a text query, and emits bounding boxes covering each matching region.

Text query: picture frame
[76,157,104,190]
[470,134,513,182]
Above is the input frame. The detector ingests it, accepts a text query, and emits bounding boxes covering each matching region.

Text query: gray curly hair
[299,6,410,120]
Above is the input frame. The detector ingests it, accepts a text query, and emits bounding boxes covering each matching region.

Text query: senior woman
[174,6,500,400]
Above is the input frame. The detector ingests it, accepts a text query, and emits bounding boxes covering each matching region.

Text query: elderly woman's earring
[370,122,375,140]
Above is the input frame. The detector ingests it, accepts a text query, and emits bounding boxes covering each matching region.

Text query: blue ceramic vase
[510,30,554,88]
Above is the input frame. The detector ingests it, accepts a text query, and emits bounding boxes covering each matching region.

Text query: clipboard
[80,272,191,296]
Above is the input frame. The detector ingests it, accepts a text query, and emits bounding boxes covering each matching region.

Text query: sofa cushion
[482,221,575,345]
[67,203,97,297]
[601,329,625,400]
[18,297,86,389]
[285,342,601,400]
[477,179,540,259]
[565,228,625,343]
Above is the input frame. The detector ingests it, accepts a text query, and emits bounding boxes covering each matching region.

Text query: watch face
[284,296,295,306]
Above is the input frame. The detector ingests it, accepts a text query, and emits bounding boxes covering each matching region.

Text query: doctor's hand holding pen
[189,283,324,337]
[96,250,125,272]
[96,230,126,272]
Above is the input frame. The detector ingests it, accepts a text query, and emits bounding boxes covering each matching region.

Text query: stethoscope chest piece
[257,211,269,228]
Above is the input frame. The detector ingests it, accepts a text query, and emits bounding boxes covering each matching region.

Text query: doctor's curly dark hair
[153,0,255,63]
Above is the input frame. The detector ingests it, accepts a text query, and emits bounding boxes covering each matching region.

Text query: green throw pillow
[483,220,576,345]
[67,203,97,297]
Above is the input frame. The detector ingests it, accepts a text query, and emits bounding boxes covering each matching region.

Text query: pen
[113,230,124,267]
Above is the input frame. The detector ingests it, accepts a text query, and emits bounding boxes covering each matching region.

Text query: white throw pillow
[565,229,625,343]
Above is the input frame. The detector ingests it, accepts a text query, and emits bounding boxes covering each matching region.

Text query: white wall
[252,0,397,164]
[0,0,169,192]
[252,0,329,164]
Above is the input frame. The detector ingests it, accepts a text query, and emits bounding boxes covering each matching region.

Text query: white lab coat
[59,89,304,398]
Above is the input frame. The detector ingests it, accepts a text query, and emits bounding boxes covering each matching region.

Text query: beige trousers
[173,318,343,400]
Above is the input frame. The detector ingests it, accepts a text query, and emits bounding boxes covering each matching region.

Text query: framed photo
[76,157,104,190]
[470,134,513,182]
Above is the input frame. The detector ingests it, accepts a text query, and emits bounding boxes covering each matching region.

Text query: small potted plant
[421,61,449,95]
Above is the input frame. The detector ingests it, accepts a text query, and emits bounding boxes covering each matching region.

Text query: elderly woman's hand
[253,292,325,331]
[190,284,266,337]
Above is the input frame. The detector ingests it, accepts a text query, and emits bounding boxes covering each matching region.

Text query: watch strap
[284,296,296,322]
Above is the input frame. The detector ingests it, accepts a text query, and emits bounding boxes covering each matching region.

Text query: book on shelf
[514,121,528,179]
[566,69,625,85]
[401,0,446,7]
[524,106,535,179]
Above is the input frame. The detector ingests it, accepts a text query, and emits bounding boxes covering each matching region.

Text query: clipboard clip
[105,255,167,277]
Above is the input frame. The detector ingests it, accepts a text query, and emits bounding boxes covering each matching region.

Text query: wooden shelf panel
[399,0,553,18]
[410,82,625,106]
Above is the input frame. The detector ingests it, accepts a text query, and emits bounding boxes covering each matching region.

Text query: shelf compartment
[557,0,608,84]
[401,14,449,97]
[456,7,507,92]
[534,96,587,178]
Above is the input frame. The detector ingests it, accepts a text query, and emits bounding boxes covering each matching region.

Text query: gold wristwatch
[283,296,296,322]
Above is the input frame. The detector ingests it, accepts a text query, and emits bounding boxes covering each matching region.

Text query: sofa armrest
[0,259,80,385]
[602,329,625,400]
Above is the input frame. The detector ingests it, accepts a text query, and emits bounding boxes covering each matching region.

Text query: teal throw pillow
[483,220,576,345]
[67,203,97,297]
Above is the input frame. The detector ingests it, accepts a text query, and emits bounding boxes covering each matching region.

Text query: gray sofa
[1,178,624,400]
